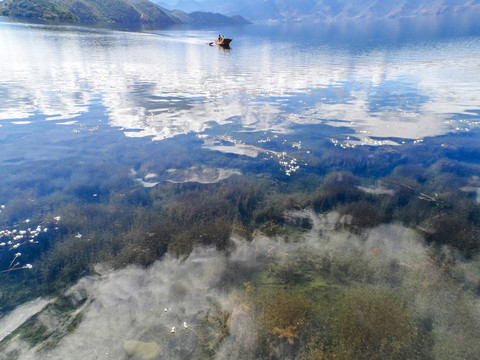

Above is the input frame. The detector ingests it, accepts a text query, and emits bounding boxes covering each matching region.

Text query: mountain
[184,11,250,25]
[0,0,249,26]
[3,0,476,27]
[293,0,480,21]
[152,0,480,22]
[0,0,79,21]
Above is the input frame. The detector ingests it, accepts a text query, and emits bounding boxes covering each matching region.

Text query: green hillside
[0,0,248,26]
[51,0,178,25]
[61,0,144,23]
[186,11,250,25]
[53,0,100,22]
[131,0,181,25]
[0,0,78,21]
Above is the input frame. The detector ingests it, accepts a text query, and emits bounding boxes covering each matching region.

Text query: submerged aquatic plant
[0,253,33,273]
[0,206,49,273]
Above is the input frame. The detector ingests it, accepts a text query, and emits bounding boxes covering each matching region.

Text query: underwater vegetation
[1,128,480,359]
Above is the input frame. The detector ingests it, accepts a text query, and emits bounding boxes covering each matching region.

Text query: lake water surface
[1,15,480,360]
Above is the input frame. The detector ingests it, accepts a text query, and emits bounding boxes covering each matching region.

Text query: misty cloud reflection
[3,213,480,359]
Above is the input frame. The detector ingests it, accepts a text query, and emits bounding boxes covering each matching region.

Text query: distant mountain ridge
[0,0,250,26]
[153,0,480,22]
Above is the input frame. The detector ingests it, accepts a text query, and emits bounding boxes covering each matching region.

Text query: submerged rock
[166,166,241,184]
[123,340,161,360]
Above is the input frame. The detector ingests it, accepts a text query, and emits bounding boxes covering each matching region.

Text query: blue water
[1,14,480,359]
[1,18,479,144]
[0,13,479,251]
[0,13,479,258]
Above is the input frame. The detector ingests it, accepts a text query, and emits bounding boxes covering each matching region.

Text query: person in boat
[218,35,221,41]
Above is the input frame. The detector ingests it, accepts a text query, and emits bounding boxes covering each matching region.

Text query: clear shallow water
[1,15,480,360]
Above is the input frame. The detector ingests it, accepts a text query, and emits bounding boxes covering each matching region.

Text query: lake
[1,15,480,360]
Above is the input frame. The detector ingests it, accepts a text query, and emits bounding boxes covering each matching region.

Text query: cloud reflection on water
[2,212,480,359]
[1,21,479,145]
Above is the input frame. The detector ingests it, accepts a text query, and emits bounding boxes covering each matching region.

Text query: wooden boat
[214,38,232,47]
